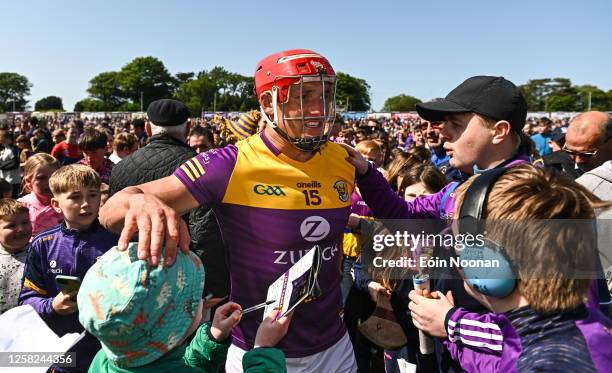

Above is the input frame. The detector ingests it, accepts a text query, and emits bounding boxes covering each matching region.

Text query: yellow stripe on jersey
[180,164,196,182]
[186,160,202,179]
[24,278,48,295]
[221,135,355,210]
[192,157,205,176]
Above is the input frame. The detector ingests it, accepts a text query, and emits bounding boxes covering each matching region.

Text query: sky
[1,0,611,111]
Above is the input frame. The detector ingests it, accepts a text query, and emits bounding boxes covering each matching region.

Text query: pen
[241,300,276,315]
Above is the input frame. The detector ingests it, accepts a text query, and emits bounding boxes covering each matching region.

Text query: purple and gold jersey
[174,132,355,357]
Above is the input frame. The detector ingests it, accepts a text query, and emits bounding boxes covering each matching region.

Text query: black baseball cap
[147,99,191,127]
[416,76,527,132]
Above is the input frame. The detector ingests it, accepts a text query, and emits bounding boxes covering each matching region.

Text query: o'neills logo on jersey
[333,180,349,202]
[300,216,330,242]
[296,181,322,189]
[253,184,286,196]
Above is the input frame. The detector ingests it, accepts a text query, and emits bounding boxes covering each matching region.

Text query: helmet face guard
[260,74,336,152]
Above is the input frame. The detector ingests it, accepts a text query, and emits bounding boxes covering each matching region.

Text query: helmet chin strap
[259,87,327,153]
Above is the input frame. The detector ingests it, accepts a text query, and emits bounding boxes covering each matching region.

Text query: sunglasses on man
[562,135,612,158]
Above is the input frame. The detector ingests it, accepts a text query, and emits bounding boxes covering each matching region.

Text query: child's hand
[211,302,242,341]
[408,290,454,338]
[52,291,78,315]
[254,309,293,348]
[367,281,391,302]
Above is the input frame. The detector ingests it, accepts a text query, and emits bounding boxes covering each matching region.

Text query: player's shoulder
[321,141,355,178]
[322,141,349,157]
[30,226,62,248]
[191,144,239,168]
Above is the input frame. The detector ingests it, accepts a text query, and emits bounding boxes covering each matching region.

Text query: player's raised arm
[99,174,200,267]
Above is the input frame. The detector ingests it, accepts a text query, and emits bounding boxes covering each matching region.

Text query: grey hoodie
[577,160,612,201]
[577,160,612,297]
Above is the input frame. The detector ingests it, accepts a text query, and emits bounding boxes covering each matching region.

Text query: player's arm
[19,242,54,317]
[101,148,235,267]
[342,144,442,219]
[99,175,199,267]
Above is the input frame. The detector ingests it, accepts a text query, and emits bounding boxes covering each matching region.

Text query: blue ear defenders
[458,167,517,298]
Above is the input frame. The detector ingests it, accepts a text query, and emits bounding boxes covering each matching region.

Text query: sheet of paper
[0,305,83,372]
[264,246,320,319]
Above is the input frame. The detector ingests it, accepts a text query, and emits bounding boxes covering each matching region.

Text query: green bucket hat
[77,243,205,368]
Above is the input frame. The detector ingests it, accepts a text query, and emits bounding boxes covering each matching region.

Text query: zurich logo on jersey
[300,216,330,242]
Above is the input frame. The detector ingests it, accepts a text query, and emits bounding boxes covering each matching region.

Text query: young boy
[409,165,612,372]
[19,164,118,370]
[0,199,32,314]
[78,243,290,372]
[78,128,113,184]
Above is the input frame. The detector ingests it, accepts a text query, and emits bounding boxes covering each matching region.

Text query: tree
[173,67,258,115]
[174,72,195,91]
[74,98,108,112]
[87,71,124,110]
[382,94,421,111]
[519,78,578,111]
[574,85,612,111]
[34,96,64,111]
[0,72,32,112]
[336,72,371,111]
[118,57,175,108]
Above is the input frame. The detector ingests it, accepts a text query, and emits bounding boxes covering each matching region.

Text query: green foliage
[336,72,371,111]
[87,71,125,110]
[73,98,109,112]
[382,94,421,111]
[34,96,64,111]
[118,57,175,107]
[173,66,258,115]
[0,72,32,112]
[517,77,612,112]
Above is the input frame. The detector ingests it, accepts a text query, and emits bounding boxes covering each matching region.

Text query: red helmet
[254,49,335,103]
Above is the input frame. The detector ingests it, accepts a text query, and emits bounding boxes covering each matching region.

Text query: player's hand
[117,193,190,267]
[211,302,242,341]
[254,309,293,348]
[367,281,391,302]
[408,290,454,338]
[52,291,78,315]
[339,143,369,175]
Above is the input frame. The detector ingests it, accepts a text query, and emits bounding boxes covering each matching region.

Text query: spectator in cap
[344,75,531,373]
[109,99,230,303]
[564,111,612,174]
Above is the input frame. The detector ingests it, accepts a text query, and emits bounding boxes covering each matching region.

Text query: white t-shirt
[0,146,20,185]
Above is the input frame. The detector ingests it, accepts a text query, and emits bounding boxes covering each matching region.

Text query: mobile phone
[56,275,82,295]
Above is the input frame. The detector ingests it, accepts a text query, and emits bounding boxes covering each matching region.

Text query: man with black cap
[343,76,531,373]
[110,99,193,196]
[109,99,229,302]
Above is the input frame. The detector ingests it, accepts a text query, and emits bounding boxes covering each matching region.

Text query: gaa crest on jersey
[333,180,349,202]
